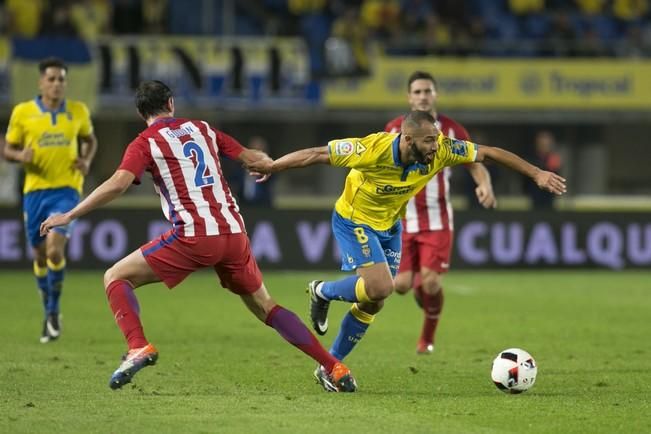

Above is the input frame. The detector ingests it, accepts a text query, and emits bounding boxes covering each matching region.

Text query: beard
[409,143,430,165]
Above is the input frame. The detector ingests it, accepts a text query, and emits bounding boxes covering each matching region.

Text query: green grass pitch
[1,270,650,433]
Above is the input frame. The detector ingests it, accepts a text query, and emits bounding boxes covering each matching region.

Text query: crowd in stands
[0,0,166,40]
[1,0,651,74]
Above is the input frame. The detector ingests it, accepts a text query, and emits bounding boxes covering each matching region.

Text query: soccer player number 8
[353,227,368,244]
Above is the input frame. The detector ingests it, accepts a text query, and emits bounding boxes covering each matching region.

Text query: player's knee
[393,276,411,295]
[103,267,117,288]
[46,248,64,265]
[421,273,442,295]
[365,279,394,301]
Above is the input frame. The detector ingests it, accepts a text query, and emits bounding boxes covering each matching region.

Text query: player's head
[38,57,67,102]
[135,80,175,121]
[535,130,555,154]
[407,71,438,113]
[401,110,440,165]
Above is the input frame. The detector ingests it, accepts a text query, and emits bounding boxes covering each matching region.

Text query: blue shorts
[23,187,79,247]
[331,211,402,277]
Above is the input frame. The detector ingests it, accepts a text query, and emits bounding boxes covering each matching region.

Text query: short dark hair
[407,71,437,92]
[135,80,173,118]
[402,110,436,129]
[39,57,68,74]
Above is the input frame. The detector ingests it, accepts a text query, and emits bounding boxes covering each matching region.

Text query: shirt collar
[151,116,176,127]
[392,134,402,166]
[35,96,66,114]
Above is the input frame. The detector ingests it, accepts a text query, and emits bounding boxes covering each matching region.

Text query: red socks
[105,284,340,372]
[106,280,148,350]
[420,288,444,345]
[265,305,339,373]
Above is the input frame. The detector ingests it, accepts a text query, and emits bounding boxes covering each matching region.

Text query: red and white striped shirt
[384,113,470,233]
[119,118,246,237]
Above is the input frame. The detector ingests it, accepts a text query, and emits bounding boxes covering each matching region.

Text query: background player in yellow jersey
[3,57,98,343]
[249,110,566,391]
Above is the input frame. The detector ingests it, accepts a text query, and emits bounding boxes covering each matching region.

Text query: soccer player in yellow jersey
[3,57,98,343]
[248,110,566,391]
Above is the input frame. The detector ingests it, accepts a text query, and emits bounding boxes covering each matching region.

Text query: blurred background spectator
[526,130,562,209]
[40,0,78,37]
[70,0,112,41]
[5,0,46,38]
[229,136,275,208]
[327,5,370,76]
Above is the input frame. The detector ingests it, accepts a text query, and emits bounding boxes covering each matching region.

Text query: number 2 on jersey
[183,141,215,187]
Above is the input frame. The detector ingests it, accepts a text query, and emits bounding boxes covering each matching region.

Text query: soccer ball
[491,348,537,394]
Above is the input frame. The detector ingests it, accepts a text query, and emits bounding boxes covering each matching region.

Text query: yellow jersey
[5,97,94,194]
[328,132,477,231]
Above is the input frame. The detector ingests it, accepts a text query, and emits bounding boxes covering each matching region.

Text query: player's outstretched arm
[466,162,497,208]
[247,146,329,177]
[476,146,566,195]
[270,146,330,173]
[40,169,135,235]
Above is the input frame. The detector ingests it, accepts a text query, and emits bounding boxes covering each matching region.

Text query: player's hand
[246,156,274,174]
[73,158,91,175]
[40,213,71,236]
[249,172,272,183]
[19,147,34,163]
[475,183,497,208]
[534,170,567,195]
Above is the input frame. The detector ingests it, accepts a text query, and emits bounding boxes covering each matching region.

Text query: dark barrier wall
[0,209,649,270]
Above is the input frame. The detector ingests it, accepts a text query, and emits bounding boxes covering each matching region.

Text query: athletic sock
[265,305,339,373]
[413,284,424,309]
[46,259,65,315]
[420,288,444,345]
[318,276,370,303]
[106,280,148,350]
[33,261,49,314]
[330,304,374,361]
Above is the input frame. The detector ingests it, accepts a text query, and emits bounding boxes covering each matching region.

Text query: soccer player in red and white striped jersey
[40,80,357,392]
[385,71,497,354]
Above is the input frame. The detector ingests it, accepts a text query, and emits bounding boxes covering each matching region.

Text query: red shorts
[140,230,263,294]
[398,229,453,274]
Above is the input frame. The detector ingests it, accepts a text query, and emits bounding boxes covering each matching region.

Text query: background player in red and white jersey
[40,80,357,392]
[385,71,497,354]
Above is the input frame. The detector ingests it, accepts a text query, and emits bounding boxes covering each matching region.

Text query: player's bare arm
[466,162,497,208]
[269,146,330,173]
[476,146,567,195]
[248,145,329,175]
[40,169,135,235]
[2,142,33,163]
[74,133,98,175]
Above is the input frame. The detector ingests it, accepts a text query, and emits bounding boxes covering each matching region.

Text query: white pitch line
[446,285,477,295]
